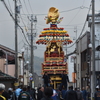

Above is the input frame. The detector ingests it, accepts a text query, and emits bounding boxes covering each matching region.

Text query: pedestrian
[95,87,100,100]
[2,89,9,100]
[81,87,87,100]
[86,86,90,100]
[75,88,83,100]
[55,88,60,100]
[64,86,71,100]
[59,71,69,91]
[8,88,13,100]
[18,86,30,100]
[0,83,6,100]
[61,87,66,99]
[41,87,53,100]
[15,86,22,99]
[65,86,78,100]
[51,88,58,100]
[11,88,17,100]
[37,86,44,100]
[27,86,34,100]
[32,88,36,100]
[43,72,50,87]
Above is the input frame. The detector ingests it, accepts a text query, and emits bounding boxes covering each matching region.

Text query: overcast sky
[0,0,100,58]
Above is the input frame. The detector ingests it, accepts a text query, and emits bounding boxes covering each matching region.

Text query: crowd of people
[0,83,100,100]
[0,71,100,100]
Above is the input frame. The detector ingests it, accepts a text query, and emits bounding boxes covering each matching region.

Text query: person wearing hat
[8,88,13,100]
[0,83,6,100]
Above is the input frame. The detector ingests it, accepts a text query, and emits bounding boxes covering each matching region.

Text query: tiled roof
[0,71,16,80]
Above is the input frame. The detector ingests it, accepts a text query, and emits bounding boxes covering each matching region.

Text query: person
[8,88,13,100]
[64,86,71,100]
[61,87,66,99]
[32,88,36,100]
[27,86,34,100]
[55,88,60,100]
[0,83,6,100]
[86,86,90,100]
[43,72,50,87]
[11,88,17,100]
[81,87,87,100]
[95,87,100,100]
[60,71,69,91]
[75,88,83,100]
[2,89,9,100]
[65,86,78,100]
[15,86,22,99]
[18,87,30,100]
[41,87,53,100]
[51,88,58,100]
[37,86,44,100]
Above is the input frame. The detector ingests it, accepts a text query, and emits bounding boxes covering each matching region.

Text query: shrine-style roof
[0,71,16,81]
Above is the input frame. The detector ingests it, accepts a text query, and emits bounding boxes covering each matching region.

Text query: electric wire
[28,0,34,14]
[67,1,92,48]
[19,0,26,14]
[23,0,30,14]
[34,6,89,16]
[8,0,13,13]
[2,0,30,46]
[66,8,81,26]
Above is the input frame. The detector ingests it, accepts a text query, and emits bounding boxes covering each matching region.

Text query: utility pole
[31,15,34,88]
[15,0,18,80]
[28,15,37,88]
[92,0,95,98]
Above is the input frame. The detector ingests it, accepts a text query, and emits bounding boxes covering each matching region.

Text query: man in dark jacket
[60,71,69,91]
[95,88,100,100]
[18,87,30,100]
[75,88,83,100]
[27,86,34,100]
[43,72,50,87]
[37,87,44,100]
[65,86,78,100]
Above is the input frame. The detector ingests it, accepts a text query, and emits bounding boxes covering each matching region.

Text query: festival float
[36,7,72,88]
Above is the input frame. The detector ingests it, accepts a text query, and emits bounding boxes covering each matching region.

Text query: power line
[28,0,34,14]
[34,6,89,16]
[1,0,30,46]
[8,0,13,13]
[67,1,92,48]
[23,0,30,14]
[66,8,81,26]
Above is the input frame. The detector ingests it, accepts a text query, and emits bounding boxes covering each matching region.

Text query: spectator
[37,87,44,100]
[61,87,66,99]
[0,83,6,100]
[32,88,36,100]
[65,86,78,100]
[27,86,34,100]
[75,88,83,100]
[95,87,100,100]
[86,86,90,100]
[55,88,60,100]
[18,87,30,100]
[60,71,69,91]
[2,89,9,100]
[41,87,53,100]
[64,86,71,100]
[8,88,13,100]
[51,88,58,100]
[81,87,87,100]
[43,72,50,87]
[15,86,22,99]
